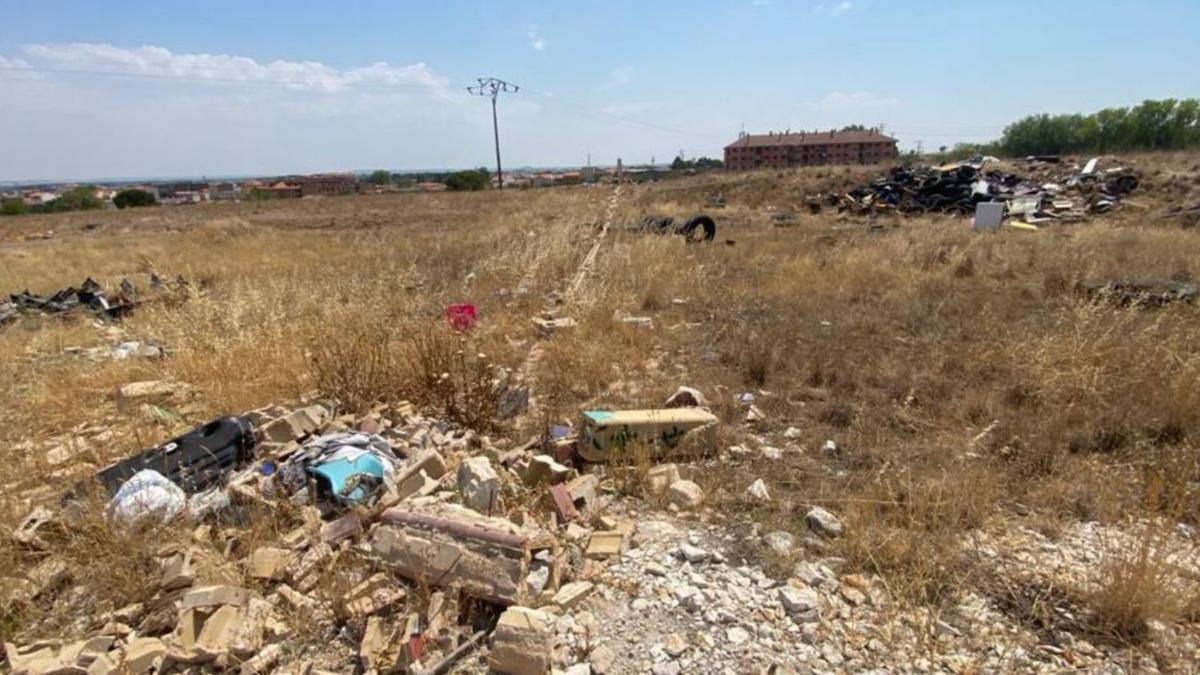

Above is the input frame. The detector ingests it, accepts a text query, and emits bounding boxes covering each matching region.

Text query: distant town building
[209,182,240,201]
[723,128,898,170]
[293,173,359,197]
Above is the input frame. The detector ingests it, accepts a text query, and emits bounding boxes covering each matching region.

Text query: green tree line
[952,98,1200,158]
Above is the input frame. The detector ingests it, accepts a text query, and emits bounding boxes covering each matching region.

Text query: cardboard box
[578,409,717,462]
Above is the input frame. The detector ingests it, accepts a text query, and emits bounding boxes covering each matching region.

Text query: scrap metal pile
[0,274,189,327]
[819,156,1140,225]
[5,387,722,674]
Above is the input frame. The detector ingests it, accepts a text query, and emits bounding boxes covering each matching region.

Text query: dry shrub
[839,463,999,604]
[1089,526,1186,642]
[399,325,502,432]
[310,320,406,414]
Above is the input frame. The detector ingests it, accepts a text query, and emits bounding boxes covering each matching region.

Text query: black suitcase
[93,416,256,495]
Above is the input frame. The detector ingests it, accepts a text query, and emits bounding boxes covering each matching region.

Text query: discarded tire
[678,215,716,242]
[1080,279,1199,306]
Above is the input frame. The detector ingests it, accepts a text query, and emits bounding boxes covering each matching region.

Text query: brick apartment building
[724,128,898,170]
[292,173,360,197]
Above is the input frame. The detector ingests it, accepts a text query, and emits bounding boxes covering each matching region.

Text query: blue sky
[1,0,1197,181]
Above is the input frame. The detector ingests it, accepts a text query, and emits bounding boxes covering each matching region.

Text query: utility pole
[467,77,518,189]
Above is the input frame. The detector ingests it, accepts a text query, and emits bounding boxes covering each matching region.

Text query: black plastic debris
[90,416,257,496]
[7,277,136,322]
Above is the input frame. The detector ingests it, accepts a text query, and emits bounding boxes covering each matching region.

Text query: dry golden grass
[3,152,1200,649]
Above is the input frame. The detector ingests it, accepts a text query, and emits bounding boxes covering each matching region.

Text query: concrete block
[489,606,552,675]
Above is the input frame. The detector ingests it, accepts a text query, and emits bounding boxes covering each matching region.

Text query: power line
[467,77,518,189]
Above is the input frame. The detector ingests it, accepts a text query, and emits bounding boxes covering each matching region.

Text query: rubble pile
[3,390,729,674]
[820,156,1140,225]
[6,383,1198,673]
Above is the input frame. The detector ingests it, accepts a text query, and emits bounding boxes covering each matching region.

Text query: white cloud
[18,42,452,95]
[807,91,899,110]
[528,25,546,51]
[600,101,660,116]
[814,2,853,15]
[598,66,633,91]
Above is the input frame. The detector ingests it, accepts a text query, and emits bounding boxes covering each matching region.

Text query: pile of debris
[0,274,190,327]
[817,156,1140,226]
[5,387,728,673]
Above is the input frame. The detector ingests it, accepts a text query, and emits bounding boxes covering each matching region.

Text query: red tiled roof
[725,130,897,149]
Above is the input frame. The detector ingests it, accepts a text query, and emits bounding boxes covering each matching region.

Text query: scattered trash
[445,303,478,332]
[972,202,1005,231]
[577,408,718,462]
[92,416,256,496]
[107,469,187,525]
[821,156,1140,223]
[2,273,189,328]
[1080,278,1199,306]
[280,432,401,512]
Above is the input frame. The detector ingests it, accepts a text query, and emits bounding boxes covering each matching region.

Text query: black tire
[679,214,717,242]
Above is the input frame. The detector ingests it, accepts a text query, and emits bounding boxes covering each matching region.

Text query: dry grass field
[4,152,1200,671]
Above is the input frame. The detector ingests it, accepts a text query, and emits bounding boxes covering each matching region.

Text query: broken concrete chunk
[644,463,680,497]
[182,585,250,609]
[745,478,771,503]
[320,513,362,544]
[359,616,395,672]
[260,408,321,443]
[548,482,578,522]
[806,506,844,538]
[489,606,553,675]
[392,451,448,502]
[585,531,623,559]
[523,454,573,486]
[666,479,704,510]
[4,641,62,675]
[532,317,578,335]
[552,581,594,610]
[248,547,293,581]
[195,604,241,658]
[123,637,166,673]
[565,473,598,511]
[371,499,560,606]
[112,380,177,404]
[579,408,718,462]
[345,573,406,619]
[778,585,820,620]
[457,455,500,513]
[239,643,283,675]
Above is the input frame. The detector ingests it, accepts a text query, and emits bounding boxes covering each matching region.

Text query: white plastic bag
[108,469,186,525]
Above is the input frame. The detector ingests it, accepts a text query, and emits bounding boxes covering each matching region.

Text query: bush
[42,186,102,213]
[445,169,492,192]
[0,198,28,216]
[113,188,157,209]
